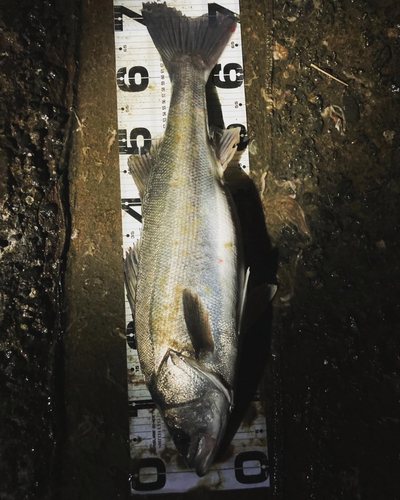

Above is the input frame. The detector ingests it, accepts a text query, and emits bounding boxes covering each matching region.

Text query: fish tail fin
[142,3,237,81]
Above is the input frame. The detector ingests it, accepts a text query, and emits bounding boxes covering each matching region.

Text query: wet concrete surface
[60,0,129,498]
[1,0,400,499]
[256,1,400,498]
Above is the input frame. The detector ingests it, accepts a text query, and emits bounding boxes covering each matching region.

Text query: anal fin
[214,126,241,170]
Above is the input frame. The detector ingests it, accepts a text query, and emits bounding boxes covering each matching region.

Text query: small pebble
[387,28,399,38]
[383,130,395,145]
[376,240,386,250]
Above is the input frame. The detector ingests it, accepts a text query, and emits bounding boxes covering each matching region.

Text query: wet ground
[0,0,77,497]
[1,0,400,499]
[249,1,400,497]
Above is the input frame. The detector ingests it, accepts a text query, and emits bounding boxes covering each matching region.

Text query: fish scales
[125,2,243,476]
[138,64,239,383]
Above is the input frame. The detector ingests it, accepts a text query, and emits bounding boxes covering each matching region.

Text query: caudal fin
[142,2,237,81]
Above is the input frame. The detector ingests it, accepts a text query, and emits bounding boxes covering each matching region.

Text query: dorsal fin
[123,238,141,316]
[182,289,214,359]
[127,152,153,200]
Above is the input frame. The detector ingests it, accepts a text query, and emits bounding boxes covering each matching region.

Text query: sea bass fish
[124,2,245,476]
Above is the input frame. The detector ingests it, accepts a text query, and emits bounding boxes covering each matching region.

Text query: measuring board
[113,0,270,493]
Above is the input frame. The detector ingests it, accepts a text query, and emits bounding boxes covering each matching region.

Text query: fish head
[164,388,229,476]
[156,350,233,476]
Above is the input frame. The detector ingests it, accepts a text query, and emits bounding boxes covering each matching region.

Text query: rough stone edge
[60,0,129,497]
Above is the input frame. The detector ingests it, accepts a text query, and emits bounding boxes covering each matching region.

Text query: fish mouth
[187,434,217,477]
[184,396,230,476]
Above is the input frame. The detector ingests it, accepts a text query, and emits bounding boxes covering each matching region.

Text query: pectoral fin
[182,289,214,359]
[237,267,250,335]
[248,282,277,308]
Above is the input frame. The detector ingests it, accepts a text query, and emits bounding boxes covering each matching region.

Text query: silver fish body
[125,3,243,476]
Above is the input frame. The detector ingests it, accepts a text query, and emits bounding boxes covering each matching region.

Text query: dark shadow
[217,166,279,459]
[205,68,278,464]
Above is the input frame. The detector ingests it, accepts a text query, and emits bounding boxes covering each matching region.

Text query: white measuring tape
[113,1,270,493]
